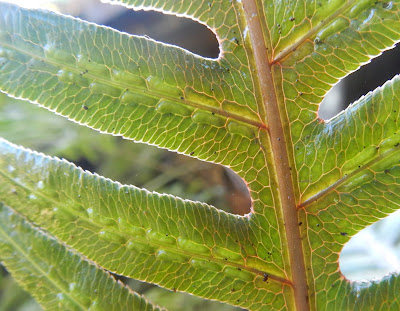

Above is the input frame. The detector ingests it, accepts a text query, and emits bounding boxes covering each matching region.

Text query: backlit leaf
[1,1,400,310]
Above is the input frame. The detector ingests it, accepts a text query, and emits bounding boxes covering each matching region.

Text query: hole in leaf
[339,210,400,281]
[79,2,220,59]
[319,44,400,120]
[106,143,251,216]
[61,135,251,215]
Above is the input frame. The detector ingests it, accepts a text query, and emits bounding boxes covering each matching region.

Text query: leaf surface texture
[0,1,400,310]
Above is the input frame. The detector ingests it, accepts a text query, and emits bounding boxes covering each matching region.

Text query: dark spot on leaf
[298,222,303,226]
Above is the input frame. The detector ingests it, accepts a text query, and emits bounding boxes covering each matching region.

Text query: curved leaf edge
[0,202,165,311]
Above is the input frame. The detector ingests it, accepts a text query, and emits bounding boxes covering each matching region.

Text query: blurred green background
[1,0,400,310]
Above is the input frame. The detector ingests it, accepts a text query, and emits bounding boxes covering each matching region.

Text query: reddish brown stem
[242,0,310,310]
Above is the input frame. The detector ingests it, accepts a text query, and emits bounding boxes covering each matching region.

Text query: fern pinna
[0,1,400,310]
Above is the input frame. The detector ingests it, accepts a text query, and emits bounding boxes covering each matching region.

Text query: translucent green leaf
[0,203,162,311]
[1,0,400,310]
[0,2,263,164]
[299,75,400,204]
[0,5,285,289]
[0,138,291,310]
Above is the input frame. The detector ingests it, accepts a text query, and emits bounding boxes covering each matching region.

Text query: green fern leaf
[1,1,400,310]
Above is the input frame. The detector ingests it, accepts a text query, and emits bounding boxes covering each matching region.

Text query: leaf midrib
[298,145,400,209]
[0,167,289,285]
[1,40,267,130]
[243,0,310,310]
[0,206,88,311]
[272,0,358,63]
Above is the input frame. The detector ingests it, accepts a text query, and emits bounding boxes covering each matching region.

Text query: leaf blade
[0,137,293,310]
[293,74,400,309]
[276,1,400,180]
[300,74,400,204]
[0,203,163,311]
[0,3,264,162]
[0,6,289,299]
